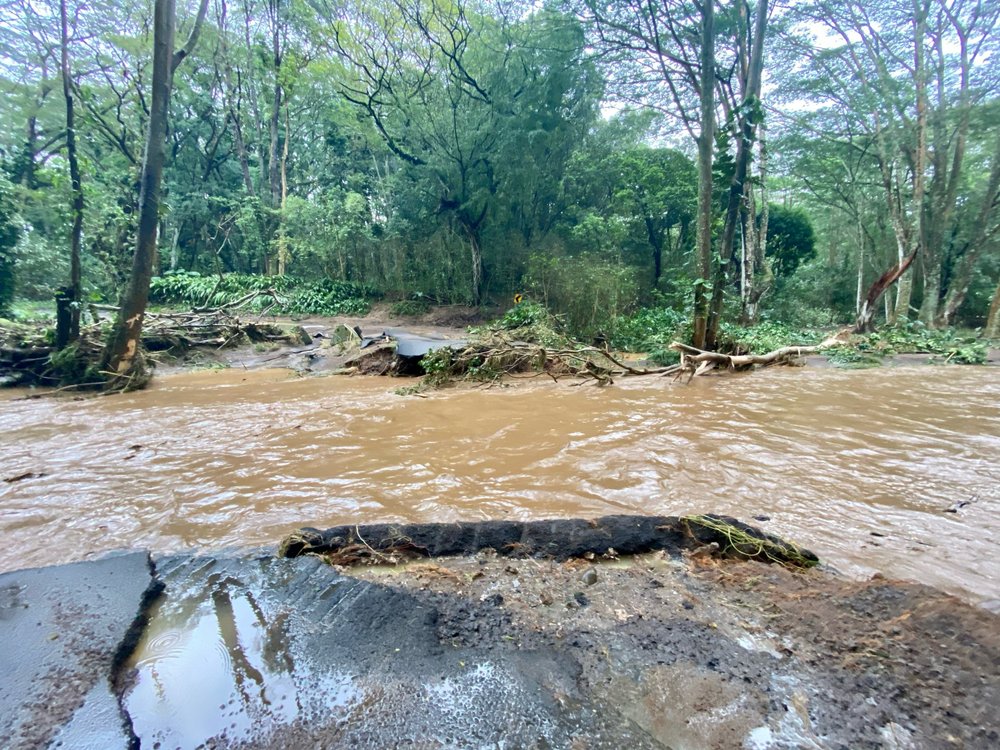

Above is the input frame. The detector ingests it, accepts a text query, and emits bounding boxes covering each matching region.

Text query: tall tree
[581,0,772,348]
[777,0,1000,330]
[327,0,599,304]
[57,0,83,346]
[102,0,209,384]
[704,0,768,346]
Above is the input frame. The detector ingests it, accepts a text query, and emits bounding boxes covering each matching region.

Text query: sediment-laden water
[2,365,998,601]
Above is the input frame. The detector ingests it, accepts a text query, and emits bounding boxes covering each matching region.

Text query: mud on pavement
[1,516,998,749]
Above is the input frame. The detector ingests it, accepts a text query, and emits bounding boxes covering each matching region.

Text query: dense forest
[1,0,998,373]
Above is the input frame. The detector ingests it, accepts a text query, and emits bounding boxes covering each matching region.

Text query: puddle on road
[121,556,595,749]
[124,575,358,748]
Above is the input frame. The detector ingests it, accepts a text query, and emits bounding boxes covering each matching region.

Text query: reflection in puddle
[125,575,358,748]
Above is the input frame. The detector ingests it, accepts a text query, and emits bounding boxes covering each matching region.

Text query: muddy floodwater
[2,365,998,602]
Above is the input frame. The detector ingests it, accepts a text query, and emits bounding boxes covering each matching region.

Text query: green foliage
[45,341,104,385]
[848,324,989,365]
[823,347,884,369]
[761,258,856,327]
[609,306,688,364]
[389,298,431,317]
[766,206,816,277]
[493,300,552,330]
[285,278,377,316]
[525,254,639,338]
[148,271,377,316]
[469,301,572,349]
[716,321,822,355]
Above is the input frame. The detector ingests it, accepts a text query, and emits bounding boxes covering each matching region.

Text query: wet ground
[3,534,997,749]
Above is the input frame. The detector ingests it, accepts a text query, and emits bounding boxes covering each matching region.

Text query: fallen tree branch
[669,329,849,379]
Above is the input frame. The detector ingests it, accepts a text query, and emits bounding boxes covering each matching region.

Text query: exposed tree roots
[414,330,678,388]
[402,328,852,389]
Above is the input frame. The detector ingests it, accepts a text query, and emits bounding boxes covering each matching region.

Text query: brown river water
[1,366,998,603]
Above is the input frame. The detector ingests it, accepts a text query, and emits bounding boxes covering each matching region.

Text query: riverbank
[1,518,997,749]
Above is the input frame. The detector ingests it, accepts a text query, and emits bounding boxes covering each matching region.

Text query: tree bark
[938,133,1000,326]
[265,0,284,275]
[101,0,209,384]
[855,248,918,332]
[692,0,715,350]
[276,103,290,276]
[218,0,255,197]
[59,0,83,346]
[469,228,483,306]
[892,262,913,323]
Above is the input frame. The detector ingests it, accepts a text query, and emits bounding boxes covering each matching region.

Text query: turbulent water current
[2,365,998,602]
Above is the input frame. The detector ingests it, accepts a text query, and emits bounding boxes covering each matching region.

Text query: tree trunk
[855,249,918,333]
[984,278,1000,340]
[644,216,663,285]
[266,0,283,276]
[741,130,769,325]
[918,261,942,327]
[892,263,913,323]
[469,228,483,306]
[706,0,768,347]
[938,133,1000,326]
[60,0,83,346]
[691,0,715,349]
[218,0,256,197]
[276,104,290,276]
[102,0,208,385]
[169,224,181,271]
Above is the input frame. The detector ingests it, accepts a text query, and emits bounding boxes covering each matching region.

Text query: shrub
[390,298,432,317]
[715,321,822,355]
[524,253,639,338]
[148,272,378,316]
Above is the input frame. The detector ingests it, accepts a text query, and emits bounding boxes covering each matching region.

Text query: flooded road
[2,365,998,602]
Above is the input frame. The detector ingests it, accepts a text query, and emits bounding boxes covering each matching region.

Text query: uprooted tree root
[681,514,820,568]
[402,308,852,389]
[418,330,678,388]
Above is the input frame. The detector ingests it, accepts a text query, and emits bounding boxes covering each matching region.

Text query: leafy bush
[608,306,688,364]
[149,271,377,316]
[470,301,572,348]
[390,298,432,317]
[492,300,553,330]
[610,307,687,350]
[715,321,822,355]
[525,253,639,338]
[854,324,988,364]
[284,279,378,316]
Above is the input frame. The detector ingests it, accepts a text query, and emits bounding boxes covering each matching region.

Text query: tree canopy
[0,0,997,346]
